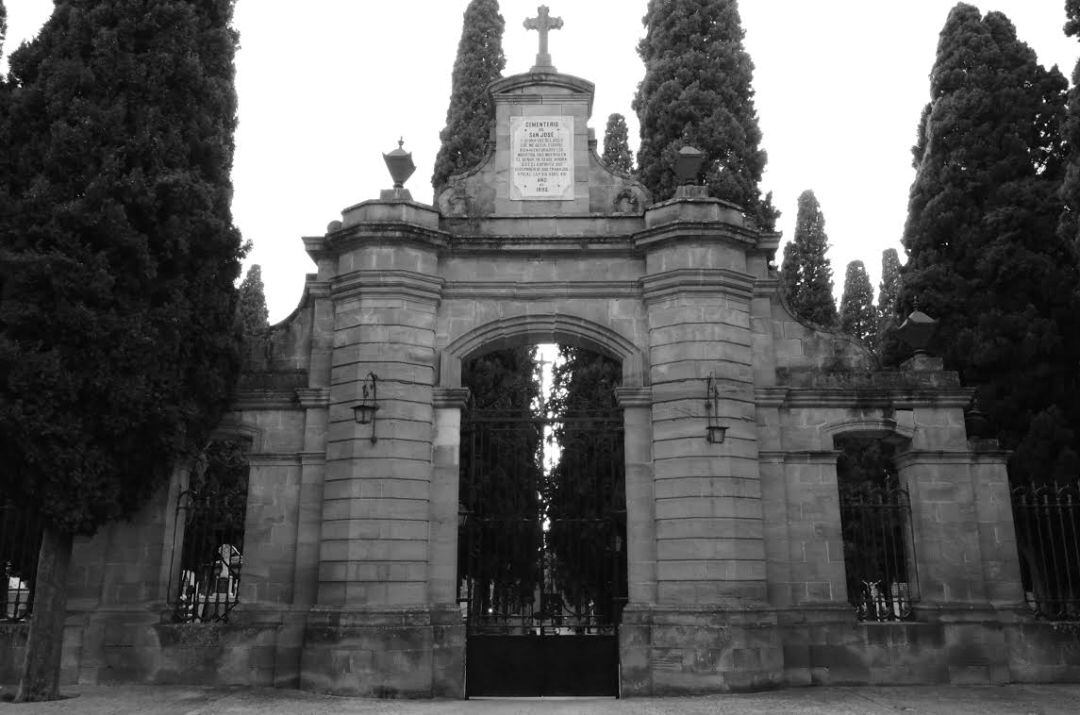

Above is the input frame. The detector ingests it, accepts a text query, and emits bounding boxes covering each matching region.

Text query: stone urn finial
[383,137,416,190]
[896,307,937,356]
[674,146,705,186]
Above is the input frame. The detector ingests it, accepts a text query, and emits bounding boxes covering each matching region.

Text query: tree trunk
[15,527,73,702]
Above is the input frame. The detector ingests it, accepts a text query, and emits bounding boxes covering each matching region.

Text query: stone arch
[210,419,265,454]
[438,313,648,389]
[822,416,916,450]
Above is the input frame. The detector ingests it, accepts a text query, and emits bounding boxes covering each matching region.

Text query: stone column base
[299,605,464,698]
[620,603,784,696]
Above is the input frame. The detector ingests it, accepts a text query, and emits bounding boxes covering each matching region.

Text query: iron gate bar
[459,407,626,696]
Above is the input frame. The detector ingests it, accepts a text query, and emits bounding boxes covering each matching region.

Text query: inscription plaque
[510,116,574,201]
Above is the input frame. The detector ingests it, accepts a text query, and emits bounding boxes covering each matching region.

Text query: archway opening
[457,343,627,697]
[834,434,918,622]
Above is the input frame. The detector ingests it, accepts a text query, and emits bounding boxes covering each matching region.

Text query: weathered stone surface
[32,57,1073,701]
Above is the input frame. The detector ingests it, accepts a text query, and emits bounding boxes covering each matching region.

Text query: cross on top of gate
[524,5,563,72]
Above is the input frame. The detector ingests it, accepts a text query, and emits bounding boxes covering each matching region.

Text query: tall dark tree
[237,264,268,335]
[432,0,505,191]
[1061,0,1080,251]
[634,0,776,228]
[545,346,625,625]
[0,0,243,700]
[839,260,875,344]
[602,113,633,174]
[898,4,1079,478]
[877,249,901,320]
[0,1,7,60]
[458,347,542,618]
[780,190,837,327]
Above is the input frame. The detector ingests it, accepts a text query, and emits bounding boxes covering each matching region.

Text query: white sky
[3,1,1078,322]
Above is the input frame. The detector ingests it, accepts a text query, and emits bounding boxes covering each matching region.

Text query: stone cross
[524,5,563,71]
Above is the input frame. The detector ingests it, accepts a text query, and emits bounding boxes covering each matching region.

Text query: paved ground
[1,684,1080,714]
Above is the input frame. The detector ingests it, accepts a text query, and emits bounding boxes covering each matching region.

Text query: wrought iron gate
[458,409,627,697]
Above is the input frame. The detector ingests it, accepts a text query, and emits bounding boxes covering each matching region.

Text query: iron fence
[173,489,245,623]
[0,500,44,623]
[1012,481,1080,621]
[839,479,918,622]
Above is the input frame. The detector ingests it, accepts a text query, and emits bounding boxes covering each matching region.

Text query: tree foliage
[898,3,1080,475]
[0,0,243,698]
[839,260,875,345]
[458,347,542,616]
[780,190,837,327]
[634,0,776,228]
[1062,0,1080,252]
[0,0,243,534]
[875,248,902,350]
[432,0,505,191]
[544,346,625,624]
[602,113,633,175]
[237,265,268,335]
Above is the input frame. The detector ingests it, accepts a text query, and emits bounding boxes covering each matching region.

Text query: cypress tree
[0,1,6,60]
[634,0,776,228]
[602,113,633,174]
[877,249,901,324]
[780,190,837,327]
[875,248,902,352]
[899,4,1079,474]
[839,260,875,344]
[1061,0,1080,251]
[432,0,505,191]
[0,0,243,699]
[237,264,269,338]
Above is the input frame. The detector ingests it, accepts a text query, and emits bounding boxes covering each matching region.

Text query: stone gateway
[6,22,1077,699]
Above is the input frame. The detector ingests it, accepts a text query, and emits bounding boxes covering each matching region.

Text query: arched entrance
[454,342,628,697]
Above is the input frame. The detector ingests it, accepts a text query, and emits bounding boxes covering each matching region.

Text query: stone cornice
[432,387,470,410]
[615,386,653,408]
[759,450,841,465]
[295,388,330,409]
[756,386,974,410]
[443,234,638,254]
[633,220,761,251]
[232,390,300,411]
[640,268,756,303]
[442,280,641,301]
[332,270,444,304]
[894,450,997,469]
[323,223,450,255]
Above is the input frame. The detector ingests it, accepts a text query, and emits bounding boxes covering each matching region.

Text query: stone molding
[894,450,995,470]
[332,270,444,304]
[765,386,973,409]
[248,452,303,467]
[615,386,652,408]
[442,280,640,301]
[759,450,842,465]
[640,267,756,303]
[432,387,470,410]
[232,391,300,411]
[633,221,760,251]
[295,388,330,409]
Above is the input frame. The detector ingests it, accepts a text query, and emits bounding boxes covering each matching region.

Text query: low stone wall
[619,605,1080,695]
[299,607,464,698]
[0,625,26,683]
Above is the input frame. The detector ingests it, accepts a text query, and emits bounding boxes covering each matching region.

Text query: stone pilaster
[638,198,766,606]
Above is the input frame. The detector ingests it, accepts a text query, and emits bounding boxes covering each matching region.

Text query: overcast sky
[3,1,1078,322]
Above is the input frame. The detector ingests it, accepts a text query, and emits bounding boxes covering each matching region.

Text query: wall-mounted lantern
[352,373,379,444]
[705,373,727,444]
